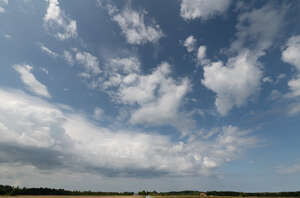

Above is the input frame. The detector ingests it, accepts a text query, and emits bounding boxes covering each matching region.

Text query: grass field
[0,196,298,198]
[152,196,300,198]
[0,196,143,198]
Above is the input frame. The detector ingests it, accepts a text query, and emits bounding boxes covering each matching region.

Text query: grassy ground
[0,196,143,198]
[152,196,300,198]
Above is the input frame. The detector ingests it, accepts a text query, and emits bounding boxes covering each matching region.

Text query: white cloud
[107,3,163,45]
[109,57,141,74]
[282,36,300,70]
[197,45,209,65]
[0,6,4,13]
[40,44,58,57]
[117,62,192,132]
[202,51,262,116]
[95,59,192,133]
[40,68,49,75]
[184,35,197,52]
[75,51,101,76]
[13,64,51,98]
[230,4,285,54]
[63,50,74,65]
[129,75,191,131]
[180,0,232,21]
[201,4,285,116]
[0,0,7,13]
[196,128,219,140]
[44,0,77,40]
[277,35,300,116]
[287,78,300,98]
[0,88,257,176]
[262,76,273,83]
[281,35,300,101]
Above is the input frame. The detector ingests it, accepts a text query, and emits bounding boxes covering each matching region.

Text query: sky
[0,0,300,193]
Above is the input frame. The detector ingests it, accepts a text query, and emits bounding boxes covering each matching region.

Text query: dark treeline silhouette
[138,190,300,197]
[0,184,134,196]
[206,191,300,197]
[138,191,202,196]
[1,185,300,197]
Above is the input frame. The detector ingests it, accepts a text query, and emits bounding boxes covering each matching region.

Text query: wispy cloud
[277,162,300,175]
[102,2,164,45]
[40,44,58,57]
[180,0,232,20]
[75,51,101,77]
[13,64,51,98]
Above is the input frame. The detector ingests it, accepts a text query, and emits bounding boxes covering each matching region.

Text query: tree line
[206,191,300,197]
[137,190,300,197]
[0,185,134,196]
[1,185,300,196]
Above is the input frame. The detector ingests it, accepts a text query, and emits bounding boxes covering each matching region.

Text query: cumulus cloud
[282,35,300,98]
[95,56,142,92]
[126,64,192,133]
[0,88,257,177]
[13,64,51,98]
[201,4,285,115]
[44,0,77,40]
[184,35,197,52]
[180,0,232,21]
[202,51,262,116]
[280,35,300,116]
[104,3,163,45]
[98,60,193,133]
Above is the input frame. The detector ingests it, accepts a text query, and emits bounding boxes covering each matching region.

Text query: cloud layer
[0,88,257,177]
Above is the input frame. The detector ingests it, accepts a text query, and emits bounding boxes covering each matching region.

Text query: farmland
[0,196,299,198]
[0,196,143,198]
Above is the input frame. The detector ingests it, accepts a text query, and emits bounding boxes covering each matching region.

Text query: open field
[1,196,299,198]
[0,196,143,198]
[152,196,300,198]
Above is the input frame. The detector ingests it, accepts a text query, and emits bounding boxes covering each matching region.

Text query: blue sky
[1,0,300,192]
